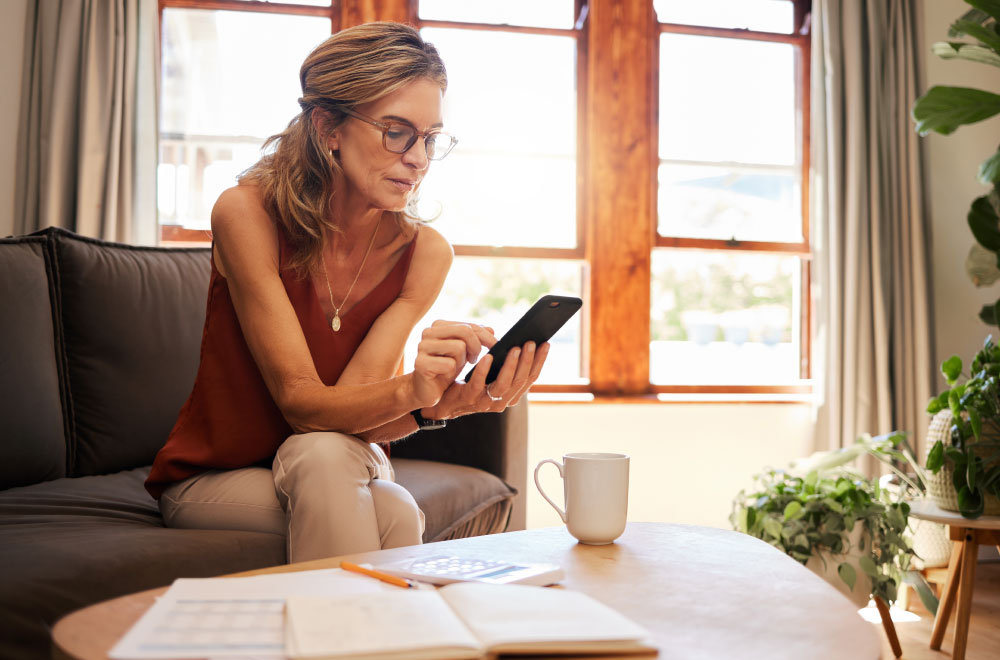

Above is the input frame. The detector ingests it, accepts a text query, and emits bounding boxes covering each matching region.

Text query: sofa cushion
[46,229,211,476]
[0,467,285,659]
[0,236,66,488]
[393,458,515,543]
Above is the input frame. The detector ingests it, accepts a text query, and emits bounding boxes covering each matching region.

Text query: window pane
[654,0,794,33]
[419,28,577,248]
[407,258,585,384]
[658,162,801,241]
[659,34,797,166]
[419,0,575,29]
[650,249,801,384]
[159,9,330,228]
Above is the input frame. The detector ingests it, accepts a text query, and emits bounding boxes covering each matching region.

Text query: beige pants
[159,432,425,563]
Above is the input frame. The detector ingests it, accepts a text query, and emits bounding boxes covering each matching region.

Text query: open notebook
[285,582,656,660]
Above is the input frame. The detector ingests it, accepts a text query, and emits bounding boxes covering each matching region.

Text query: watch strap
[410,408,447,430]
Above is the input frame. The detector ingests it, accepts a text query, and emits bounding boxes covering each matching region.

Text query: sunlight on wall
[525,402,815,531]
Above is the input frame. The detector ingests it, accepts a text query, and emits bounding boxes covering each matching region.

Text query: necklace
[320,216,382,332]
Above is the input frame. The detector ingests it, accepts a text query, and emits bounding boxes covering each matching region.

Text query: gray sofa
[0,227,527,659]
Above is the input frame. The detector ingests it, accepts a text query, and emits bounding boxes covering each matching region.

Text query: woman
[145,23,548,563]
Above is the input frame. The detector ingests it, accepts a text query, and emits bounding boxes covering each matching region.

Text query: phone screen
[463,295,582,384]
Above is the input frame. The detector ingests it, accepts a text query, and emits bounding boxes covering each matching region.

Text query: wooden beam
[340,0,414,28]
[584,0,657,395]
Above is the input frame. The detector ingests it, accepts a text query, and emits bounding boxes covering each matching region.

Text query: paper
[285,591,482,660]
[110,568,395,660]
[283,582,654,660]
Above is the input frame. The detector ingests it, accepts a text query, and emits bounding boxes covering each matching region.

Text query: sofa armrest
[389,399,528,531]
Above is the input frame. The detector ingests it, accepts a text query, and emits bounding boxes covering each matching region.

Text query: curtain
[14,0,158,244]
[812,0,935,461]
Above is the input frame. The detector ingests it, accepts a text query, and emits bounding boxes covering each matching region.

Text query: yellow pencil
[340,561,416,588]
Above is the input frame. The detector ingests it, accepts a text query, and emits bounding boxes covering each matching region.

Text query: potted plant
[730,433,935,610]
[912,0,1000,324]
[925,337,1000,518]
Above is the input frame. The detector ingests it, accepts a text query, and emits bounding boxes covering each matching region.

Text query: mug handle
[533,459,566,522]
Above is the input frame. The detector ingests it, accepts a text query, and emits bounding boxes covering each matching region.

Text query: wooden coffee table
[52,522,880,659]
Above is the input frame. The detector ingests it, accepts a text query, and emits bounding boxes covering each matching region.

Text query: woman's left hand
[422,341,550,419]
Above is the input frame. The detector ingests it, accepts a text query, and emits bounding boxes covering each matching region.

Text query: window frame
[650,0,813,397]
[156,0,813,401]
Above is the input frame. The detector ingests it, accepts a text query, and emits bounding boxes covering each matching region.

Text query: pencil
[340,561,415,588]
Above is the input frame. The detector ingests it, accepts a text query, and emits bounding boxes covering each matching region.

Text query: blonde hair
[239,22,448,275]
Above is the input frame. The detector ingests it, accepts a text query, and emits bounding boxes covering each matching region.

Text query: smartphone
[463,295,583,384]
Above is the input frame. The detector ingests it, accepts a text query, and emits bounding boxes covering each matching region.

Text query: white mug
[533,452,629,545]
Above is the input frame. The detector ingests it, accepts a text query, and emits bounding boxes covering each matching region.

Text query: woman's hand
[411,320,496,408]
[423,340,550,419]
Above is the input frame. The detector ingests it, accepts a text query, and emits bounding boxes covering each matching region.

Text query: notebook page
[438,583,652,651]
[109,568,393,659]
[285,591,483,660]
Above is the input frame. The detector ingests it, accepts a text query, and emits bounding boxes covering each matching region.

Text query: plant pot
[924,410,1000,515]
[804,521,872,609]
[907,517,951,569]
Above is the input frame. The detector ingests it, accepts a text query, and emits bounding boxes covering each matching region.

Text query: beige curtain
[15,0,158,244]
[812,0,935,460]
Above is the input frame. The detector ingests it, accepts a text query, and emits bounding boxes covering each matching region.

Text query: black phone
[463,295,583,384]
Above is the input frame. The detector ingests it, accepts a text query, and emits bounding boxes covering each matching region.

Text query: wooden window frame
[648,0,813,397]
[156,0,813,402]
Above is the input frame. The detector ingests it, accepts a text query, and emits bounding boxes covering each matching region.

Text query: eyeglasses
[340,107,458,161]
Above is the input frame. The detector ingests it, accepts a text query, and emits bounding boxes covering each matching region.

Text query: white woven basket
[924,410,1000,516]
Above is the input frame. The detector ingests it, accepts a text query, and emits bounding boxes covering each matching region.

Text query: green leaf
[913,86,1000,136]
[970,407,983,440]
[979,302,998,325]
[968,195,1000,250]
[957,485,986,518]
[859,555,879,578]
[979,150,1000,184]
[838,562,857,592]
[949,9,993,37]
[969,456,978,491]
[763,517,783,540]
[903,571,939,615]
[933,41,1000,68]
[950,389,963,418]
[943,355,964,383]
[950,19,1000,53]
[966,0,1000,23]
[928,440,944,472]
[783,501,804,521]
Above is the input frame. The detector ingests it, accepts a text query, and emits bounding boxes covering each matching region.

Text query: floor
[871,561,1000,659]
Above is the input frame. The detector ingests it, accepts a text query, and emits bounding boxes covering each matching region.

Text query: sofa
[0,227,527,659]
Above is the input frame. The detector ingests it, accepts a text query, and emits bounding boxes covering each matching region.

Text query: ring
[485,384,503,402]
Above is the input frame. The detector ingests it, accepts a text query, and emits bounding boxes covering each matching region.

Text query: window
[651,0,811,389]
[158,1,337,243]
[156,0,812,399]
[405,2,585,385]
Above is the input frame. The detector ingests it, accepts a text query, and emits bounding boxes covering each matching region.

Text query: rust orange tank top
[145,224,418,499]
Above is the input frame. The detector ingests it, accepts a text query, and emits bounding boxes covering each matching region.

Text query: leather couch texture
[0,227,527,659]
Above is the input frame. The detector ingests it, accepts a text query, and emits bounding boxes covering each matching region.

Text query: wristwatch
[410,408,447,430]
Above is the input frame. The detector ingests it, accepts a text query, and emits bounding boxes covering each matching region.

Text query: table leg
[874,597,902,658]
[929,540,963,650]
[952,531,979,660]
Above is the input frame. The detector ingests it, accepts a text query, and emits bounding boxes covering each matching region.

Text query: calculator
[374,555,564,586]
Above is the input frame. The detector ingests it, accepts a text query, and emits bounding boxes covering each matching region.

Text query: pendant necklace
[320,216,382,332]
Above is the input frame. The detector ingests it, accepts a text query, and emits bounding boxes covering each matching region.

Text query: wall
[526,402,814,530]
[924,0,1000,373]
[0,0,28,238]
